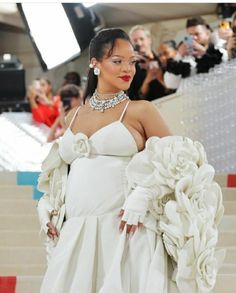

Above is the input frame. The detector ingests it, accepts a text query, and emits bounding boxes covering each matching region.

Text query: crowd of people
[27,13,236,142]
[129,14,236,95]
[27,72,82,142]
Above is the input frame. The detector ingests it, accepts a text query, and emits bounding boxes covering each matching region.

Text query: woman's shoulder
[128,99,160,117]
[128,99,156,110]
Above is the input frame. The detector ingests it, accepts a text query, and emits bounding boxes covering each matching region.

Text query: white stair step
[222,188,236,201]
[218,232,236,247]
[0,264,46,276]
[0,172,16,185]
[16,276,43,293]
[224,201,236,215]
[219,264,236,274]
[0,199,37,214]
[219,215,236,232]
[0,215,40,230]
[213,274,236,293]
[0,185,33,199]
[214,174,228,187]
[0,230,43,247]
[0,247,46,266]
[223,247,236,264]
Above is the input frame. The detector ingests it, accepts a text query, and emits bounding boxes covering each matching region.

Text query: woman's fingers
[129,225,137,236]
[119,220,126,233]
[47,222,59,240]
[118,209,124,217]
[119,220,143,238]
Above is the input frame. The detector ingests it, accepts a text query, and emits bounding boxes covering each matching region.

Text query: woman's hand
[37,93,53,106]
[118,209,144,238]
[46,222,59,240]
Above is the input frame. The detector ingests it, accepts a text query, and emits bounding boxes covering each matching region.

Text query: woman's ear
[90,57,98,68]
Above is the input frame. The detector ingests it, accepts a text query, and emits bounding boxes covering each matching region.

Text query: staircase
[0,172,46,293]
[0,172,235,293]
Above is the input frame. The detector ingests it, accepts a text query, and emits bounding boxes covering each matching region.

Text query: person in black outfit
[164,16,228,89]
[128,25,173,101]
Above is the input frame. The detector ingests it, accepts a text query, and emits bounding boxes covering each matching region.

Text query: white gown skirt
[40,155,175,293]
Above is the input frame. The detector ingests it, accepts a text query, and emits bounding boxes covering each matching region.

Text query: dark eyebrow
[111,55,137,59]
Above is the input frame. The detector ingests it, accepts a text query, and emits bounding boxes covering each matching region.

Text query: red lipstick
[119,75,131,82]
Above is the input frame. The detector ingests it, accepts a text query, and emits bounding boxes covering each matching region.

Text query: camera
[133,44,141,52]
[149,60,159,70]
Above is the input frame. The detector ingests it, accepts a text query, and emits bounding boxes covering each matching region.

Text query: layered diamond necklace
[89,89,129,112]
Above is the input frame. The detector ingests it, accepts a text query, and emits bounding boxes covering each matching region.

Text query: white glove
[122,186,156,226]
[37,197,55,233]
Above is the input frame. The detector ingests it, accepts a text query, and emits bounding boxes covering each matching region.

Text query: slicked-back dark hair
[83,28,131,103]
[186,16,212,32]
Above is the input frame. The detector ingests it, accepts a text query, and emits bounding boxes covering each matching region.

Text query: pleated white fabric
[40,103,176,293]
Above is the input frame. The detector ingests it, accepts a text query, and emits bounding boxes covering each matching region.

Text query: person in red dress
[27,78,60,127]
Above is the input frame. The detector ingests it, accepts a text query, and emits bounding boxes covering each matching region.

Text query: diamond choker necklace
[89,89,129,112]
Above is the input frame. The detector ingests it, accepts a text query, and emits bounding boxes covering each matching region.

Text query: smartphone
[184,36,193,54]
[149,60,159,70]
[134,44,141,52]
[219,20,230,30]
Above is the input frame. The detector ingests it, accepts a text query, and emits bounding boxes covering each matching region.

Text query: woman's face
[95,39,137,93]
[187,25,210,46]
[130,29,151,55]
[40,79,52,96]
[158,44,177,67]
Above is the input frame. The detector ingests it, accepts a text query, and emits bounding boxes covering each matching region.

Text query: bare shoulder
[128,100,172,138]
[128,100,161,120]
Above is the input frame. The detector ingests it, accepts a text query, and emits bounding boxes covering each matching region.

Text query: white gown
[40,102,174,293]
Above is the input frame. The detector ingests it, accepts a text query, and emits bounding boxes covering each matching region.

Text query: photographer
[47,84,82,142]
[164,16,228,90]
[128,25,171,101]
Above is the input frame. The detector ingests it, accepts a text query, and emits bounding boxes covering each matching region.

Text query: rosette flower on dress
[72,133,91,158]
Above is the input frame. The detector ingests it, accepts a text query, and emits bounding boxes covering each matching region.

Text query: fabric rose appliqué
[72,133,91,158]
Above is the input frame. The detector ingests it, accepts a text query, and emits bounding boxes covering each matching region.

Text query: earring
[94,67,100,76]
[89,63,93,69]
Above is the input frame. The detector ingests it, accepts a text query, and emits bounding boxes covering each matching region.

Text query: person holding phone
[164,16,228,90]
[128,25,171,101]
[27,78,60,127]
[226,12,236,59]
[47,84,82,142]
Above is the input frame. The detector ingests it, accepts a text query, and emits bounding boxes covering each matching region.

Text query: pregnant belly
[65,155,129,218]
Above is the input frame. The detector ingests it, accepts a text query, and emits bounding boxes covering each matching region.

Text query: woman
[47,84,82,142]
[37,28,223,293]
[27,78,60,127]
[157,40,178,70]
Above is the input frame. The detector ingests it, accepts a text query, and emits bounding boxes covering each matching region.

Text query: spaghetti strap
[119,100,130,122]
[68,106,81,128]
